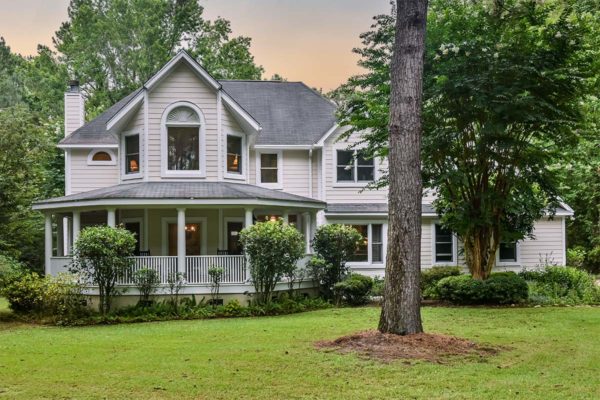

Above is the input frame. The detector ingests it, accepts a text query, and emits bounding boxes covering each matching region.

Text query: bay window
[162,104,204,176]
[168,127,199,171]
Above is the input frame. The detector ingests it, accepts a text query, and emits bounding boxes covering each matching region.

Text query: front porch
[33,181,326,291]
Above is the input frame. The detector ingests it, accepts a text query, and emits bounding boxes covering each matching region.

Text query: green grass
[0,307,598,399]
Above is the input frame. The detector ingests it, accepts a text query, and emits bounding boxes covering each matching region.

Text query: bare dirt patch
[315,330,500,364]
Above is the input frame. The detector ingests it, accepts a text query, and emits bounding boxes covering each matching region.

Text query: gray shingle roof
[34,182,326,206]
[59,88,143,146]
[221,81,337,145]
[325,203,436,215]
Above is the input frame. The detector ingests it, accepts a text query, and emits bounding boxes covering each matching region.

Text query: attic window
[87,149,116,166]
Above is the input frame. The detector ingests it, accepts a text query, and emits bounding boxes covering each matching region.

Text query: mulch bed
[315,330,500,364]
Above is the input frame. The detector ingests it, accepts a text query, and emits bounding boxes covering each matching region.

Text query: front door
[168,223,201,256]
[227,221,244,255]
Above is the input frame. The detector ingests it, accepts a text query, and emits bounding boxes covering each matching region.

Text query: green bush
[370,276,384,297]
[309,224,363,300]
[44,273,90,322]
[435,272,528,305]
[239,219,305,305]
[421,266,462,299]
[1,272,47,314]
[333,274,374,306]
[132,268,160,306]
[0,255,26,290]
[520,266,600,305]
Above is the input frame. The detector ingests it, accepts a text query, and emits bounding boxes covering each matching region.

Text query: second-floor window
[227,135,243,174]
[260,153,278,183]
[164,105,202,173]
[125,134,140,174]
[336,150,375,183]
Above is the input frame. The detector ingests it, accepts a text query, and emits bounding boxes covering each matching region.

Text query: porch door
[227,221,244,255]
[168,223,201,256]
[124,222,141,255]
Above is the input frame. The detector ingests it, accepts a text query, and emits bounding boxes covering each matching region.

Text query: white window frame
[87,149,117,166]
[161,101,206,179]
[256,150,283,189]
[121,130,142,180]
[333,148,377,187]
[223,217,245,252]
[161,216,207,256]
[338,221,387,267]
[497,240,521,266]
[431,222,458,265]
[224,131,246,181]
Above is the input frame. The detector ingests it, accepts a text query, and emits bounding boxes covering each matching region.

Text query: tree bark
[378,0,428,335]
[463,226,500,280]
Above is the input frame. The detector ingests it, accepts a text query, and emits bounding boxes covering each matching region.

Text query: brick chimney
[64,80,85,137]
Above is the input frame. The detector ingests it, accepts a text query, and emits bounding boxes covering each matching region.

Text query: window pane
[261,169,278,183]
[227,135,242,173]
[371,224,383,263]
[92,151,112,161]
[261,153,278,168]
[357,153,374,166]
[499,242,517,262]
[337,150,353,166]
[125,135,139,174]
[337,167,354,182]
[435,224,454,263]
[357,166,374,181]
[168,127,199,170]
[350,225,369,262]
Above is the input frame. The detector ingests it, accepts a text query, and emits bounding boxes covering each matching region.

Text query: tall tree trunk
[463,226,500,280]
[378,0,428,335]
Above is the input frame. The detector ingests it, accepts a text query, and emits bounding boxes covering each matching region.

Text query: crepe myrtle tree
[239,219,304,305]
[70,226,136,314]
[335,0,600,281]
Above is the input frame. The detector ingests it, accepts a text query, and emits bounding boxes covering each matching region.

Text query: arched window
[87,149,116,165]
[165,105,202,172]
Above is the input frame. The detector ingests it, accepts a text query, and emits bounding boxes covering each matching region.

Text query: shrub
[370,276,384,297]
[520,266,600,305]
[165,272,186,312]
[586,245,600,274]
[435,272,528,305]
[44,273,90,322]
[132,268,160,306]
[239,219,304,305]
[208,266,224,306]
[1,272,47,314]
[567,246,587,270]
[333,274,374,306]
[421,266,462,299]
[70,226,136,315]
[309,224,363,299]
[0,255,26,290]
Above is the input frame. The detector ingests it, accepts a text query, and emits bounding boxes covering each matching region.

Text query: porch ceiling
[32,181,326,211]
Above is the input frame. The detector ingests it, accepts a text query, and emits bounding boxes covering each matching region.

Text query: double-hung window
[349,223,384,263]
[125,134,140,175]
[226,135,243,174]
[257,151,282,188]
[499,241,518,263]
[434,224,455,263]
[336,150,374,183]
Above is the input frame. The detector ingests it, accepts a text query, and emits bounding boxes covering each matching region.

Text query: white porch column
[244,207,254,228]
[177,208,186,275]
[143,208,149,250]
[107,208,116,227]
[303,212,311,254]
[282,210,289,224]
[72,211,81,248]
[44,213,53,276]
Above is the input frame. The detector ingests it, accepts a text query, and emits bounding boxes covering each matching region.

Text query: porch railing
[119,256,178,285]
[186,255,247,284]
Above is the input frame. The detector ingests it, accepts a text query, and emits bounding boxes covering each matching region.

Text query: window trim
[335,221,387,266]
[256,150,283,189]
[224,131,246,181]
[431,222,458,265]
[333,148,377,187]
[223,216,245,253]
[497,240,521,266]
[87,149,116,166]
[121,130,142,180]
[161,216,207,256]
[160,101,206,179]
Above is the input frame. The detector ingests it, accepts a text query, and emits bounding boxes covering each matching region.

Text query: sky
[0,0,391,91]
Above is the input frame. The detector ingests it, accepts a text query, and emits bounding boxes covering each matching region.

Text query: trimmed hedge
[435,272,528,305]
[333,274,374,306]
[421,266,462,299]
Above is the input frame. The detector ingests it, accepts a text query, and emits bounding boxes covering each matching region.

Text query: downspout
[308,148,313,198]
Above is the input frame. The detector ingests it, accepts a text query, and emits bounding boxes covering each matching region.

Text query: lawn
[0,305,598,399]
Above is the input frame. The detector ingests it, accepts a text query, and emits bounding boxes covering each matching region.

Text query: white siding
[64,92,84,136]
[146,64,218,181]
[69,149,119,194]
[281,150,311,197]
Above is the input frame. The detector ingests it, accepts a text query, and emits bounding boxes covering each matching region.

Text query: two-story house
[33,51,573,297]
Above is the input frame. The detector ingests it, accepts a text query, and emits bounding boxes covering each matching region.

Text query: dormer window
[161,103,206,178]
[87,149,116,166]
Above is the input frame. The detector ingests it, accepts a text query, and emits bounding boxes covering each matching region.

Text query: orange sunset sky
[0,0,392,91]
